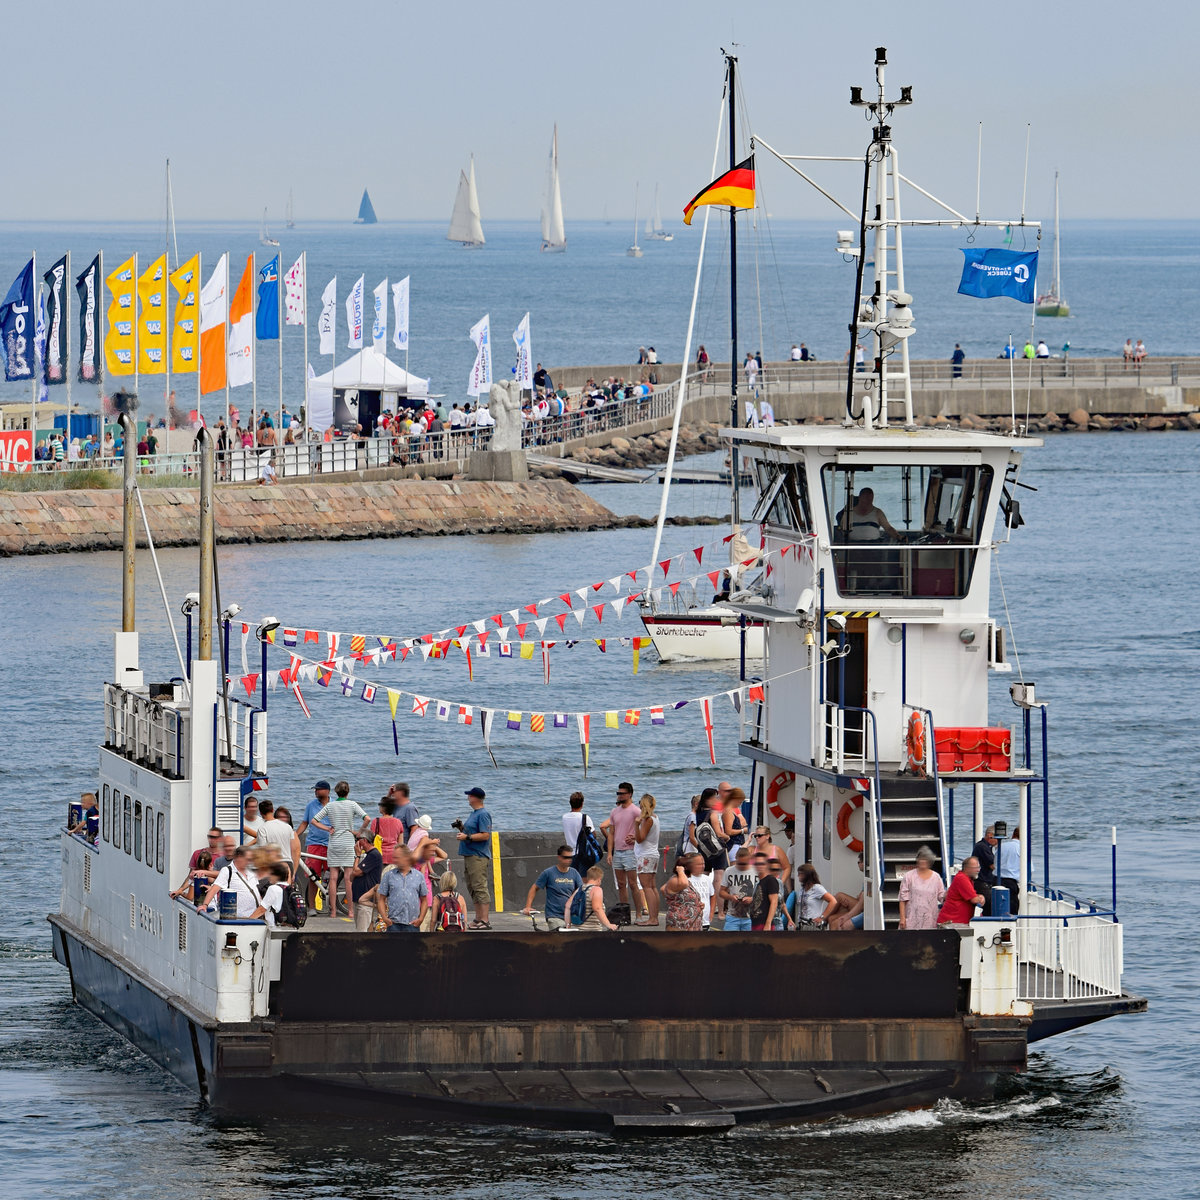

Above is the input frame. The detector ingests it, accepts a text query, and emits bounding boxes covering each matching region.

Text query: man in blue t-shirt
[388,782,420,841]
[456,787,492,929]
[521,846,583,930]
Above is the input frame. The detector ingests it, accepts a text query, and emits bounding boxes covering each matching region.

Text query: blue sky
[6,0,1192,223]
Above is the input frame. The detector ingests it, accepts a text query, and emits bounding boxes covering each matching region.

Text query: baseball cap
[465,787,486,800]
[314,780,331,791]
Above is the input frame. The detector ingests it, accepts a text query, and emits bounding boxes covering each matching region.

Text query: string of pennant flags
[250,639,769,773]
[243,528,817,676]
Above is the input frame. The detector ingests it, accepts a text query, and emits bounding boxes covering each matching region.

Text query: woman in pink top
[370,797,406,862]
[898,845,947,930]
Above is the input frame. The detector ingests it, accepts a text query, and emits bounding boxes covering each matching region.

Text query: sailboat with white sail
[286,189,295,229]
[541,125,567,253]
[448,156,485,247]
[260,207,279,247]
[1035,172,1069,317]
[645,184,673,241]
[627,184,643,257]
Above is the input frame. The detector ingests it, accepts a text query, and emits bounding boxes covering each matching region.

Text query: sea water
[0,430,1197,1196]
[0,218,1196,426]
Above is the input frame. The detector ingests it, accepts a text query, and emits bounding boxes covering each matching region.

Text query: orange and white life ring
[906,711,926,775]
[765,770,795,821]
[836,793,865,853]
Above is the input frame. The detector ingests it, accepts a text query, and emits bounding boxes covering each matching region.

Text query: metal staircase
[877,775,944,928]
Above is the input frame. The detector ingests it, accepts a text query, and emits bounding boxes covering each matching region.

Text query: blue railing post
[1111,827,1118,921]
[1041,705,1050,890]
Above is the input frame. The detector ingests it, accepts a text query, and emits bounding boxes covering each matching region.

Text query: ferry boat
[51,49,1144,1132]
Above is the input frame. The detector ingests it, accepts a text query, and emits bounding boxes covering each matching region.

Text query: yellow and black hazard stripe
[825,610,880,619]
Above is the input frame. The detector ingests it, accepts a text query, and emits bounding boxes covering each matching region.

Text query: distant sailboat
[627,183,643,257]
[260,207,279,247]
[540,125,567,253]
[355,188,378,225]
[448,156,485,247]
[1035,172,1069,317]
[286,189,295,229]
[645,184,673,241]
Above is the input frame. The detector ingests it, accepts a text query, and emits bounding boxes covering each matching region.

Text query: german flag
[683,155,755,225]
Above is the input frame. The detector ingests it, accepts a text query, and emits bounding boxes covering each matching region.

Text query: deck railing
[103,684,188,779]
[1012,887,1123,1000]
[216,696,267,774]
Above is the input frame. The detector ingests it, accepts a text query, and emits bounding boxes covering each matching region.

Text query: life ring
[765,770,795,821]
[906,711,926,775]
[836,793,865,853]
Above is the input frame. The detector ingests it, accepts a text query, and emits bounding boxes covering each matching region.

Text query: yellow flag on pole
[169,255,199,374]
[104,255,136,376]
[136,255,167,374]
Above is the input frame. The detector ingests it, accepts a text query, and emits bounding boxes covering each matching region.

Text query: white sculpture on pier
[488,380,522,452]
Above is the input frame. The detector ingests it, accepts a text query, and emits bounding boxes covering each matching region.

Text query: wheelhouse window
[102,784,111,844]
[751,460,813,535]
[133,801,143,862]
[156,812,166,874]
[821,462,994,598]
[123,795,132,857]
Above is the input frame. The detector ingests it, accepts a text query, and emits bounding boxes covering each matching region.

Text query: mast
[1053,171,1061,297]
[726,49,740,526]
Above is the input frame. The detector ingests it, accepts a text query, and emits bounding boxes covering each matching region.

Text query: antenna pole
[975,122,982,223]
[1020,123,1031,223]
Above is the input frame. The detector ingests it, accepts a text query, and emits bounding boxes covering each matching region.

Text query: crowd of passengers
[71,779,1016,932]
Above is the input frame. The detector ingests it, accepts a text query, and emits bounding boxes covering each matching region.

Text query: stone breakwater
[0,479,620,557]
[536,408,1200,475]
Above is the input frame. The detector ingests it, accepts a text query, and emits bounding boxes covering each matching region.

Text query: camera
[451,819,465,832]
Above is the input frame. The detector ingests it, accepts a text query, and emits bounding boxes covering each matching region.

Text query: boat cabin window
[114,792,123,851]
[821,463,993,598]
[133,800,143,862]
[751,461,812,535]
[156,812,166,874]
[102,784,111,844]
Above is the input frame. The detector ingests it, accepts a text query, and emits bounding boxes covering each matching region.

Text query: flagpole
[133,252,139,409]
[65,250,72,443]
[302,252,309,428]
[224,252,230,434]
[164,161,172,427]
[251,252,258,431]
[30,250,37,449]
[98,248,105,440]
[277,253,283,461]
[195,251,202,429]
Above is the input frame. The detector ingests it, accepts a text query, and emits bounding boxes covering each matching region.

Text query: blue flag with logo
[255,255,280,340]
[0,258,35,380]
[958,248,1037,303]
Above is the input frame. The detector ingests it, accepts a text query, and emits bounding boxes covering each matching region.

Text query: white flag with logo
[372,278,387,345]
[318,276,336,355]
[345,274,364,349]
[284,254,305,327]
[392,276,409,350]
[468,313,492,397]
[513,311,533,390]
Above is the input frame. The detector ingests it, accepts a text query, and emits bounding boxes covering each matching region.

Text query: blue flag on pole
[958,248,1038,303]
[0,258,35,380]
[255,255,280,340]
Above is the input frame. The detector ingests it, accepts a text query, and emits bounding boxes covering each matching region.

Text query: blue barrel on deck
[218,890,238,921]
[68,802,83,830]
[991,885,1011,919]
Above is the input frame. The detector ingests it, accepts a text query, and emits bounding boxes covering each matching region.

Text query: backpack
[277,881,307,928]
[695,819,723,859]
[438,893,466,932]
[674,820,695,859]
[569,887,588,926]
[573,815,604,874]
[607,901,632,927]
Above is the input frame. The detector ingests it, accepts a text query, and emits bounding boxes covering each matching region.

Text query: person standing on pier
[951,344,965,378]
[457,787,493,930]
[601,783,642,915]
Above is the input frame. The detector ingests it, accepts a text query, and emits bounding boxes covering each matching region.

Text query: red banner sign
[0,430,33,473]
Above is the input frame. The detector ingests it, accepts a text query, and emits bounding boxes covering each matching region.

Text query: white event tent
[310,346,431,433]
